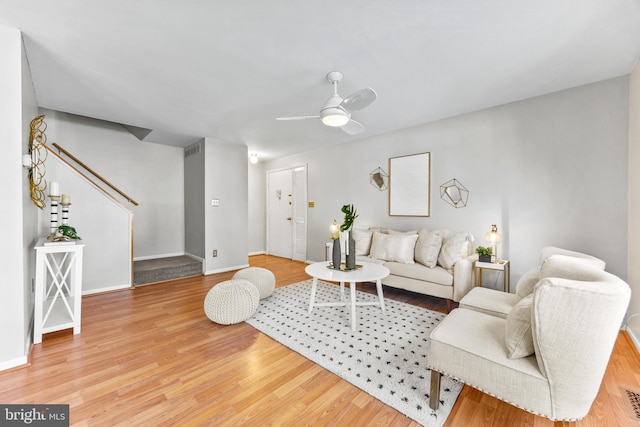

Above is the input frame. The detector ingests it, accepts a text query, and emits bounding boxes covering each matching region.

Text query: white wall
[38,109,185,260]
[627,61,640,345]
[0,25,38,370]
[41,154,133,293]
[203,138,249,273]
[264,77,629,290]
[248,161,266,255]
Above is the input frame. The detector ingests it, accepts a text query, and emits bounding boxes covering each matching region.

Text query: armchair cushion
[505,294,534,359]
[459,287,520,318]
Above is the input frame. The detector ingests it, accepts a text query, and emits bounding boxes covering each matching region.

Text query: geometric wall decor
[440,178,469,208]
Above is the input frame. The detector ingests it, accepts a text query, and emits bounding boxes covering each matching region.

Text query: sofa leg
[429,369,441,410]
[446,299,454,313]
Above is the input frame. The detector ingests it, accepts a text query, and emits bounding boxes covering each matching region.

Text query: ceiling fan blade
[340,87,377,113]
[340,119,364,135]
[276,115,320,121]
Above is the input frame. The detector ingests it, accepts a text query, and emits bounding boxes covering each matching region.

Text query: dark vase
[345,230,356,270]
[332,238,342,269]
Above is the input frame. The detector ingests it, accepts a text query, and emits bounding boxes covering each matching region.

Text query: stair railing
[50,143,139,206]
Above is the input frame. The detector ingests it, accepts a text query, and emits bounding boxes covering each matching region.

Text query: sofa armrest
[452,254,477,302]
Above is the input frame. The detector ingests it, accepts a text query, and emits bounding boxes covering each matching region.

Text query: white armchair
[459,246,606,318]
[427,256,630,423]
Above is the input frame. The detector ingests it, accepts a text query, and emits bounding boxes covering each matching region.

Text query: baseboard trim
[627,325,640,354]
[83,283,131,295]
[204,263,250,275]
[0,354,29,372]
[249,251,266,256]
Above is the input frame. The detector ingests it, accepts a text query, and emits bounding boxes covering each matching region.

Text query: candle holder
[61,202,71,226]
[48,195,61,240]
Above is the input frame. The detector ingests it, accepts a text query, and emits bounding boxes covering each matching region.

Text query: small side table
[34,238,84,344]
[474,260,510,293]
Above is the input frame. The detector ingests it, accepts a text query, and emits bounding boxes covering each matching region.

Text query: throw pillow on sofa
[515,267,541,299]
[437,231,473,270]
[414,229,444,268]
[505,294,535,359]
[351,228,373,256]
[369,231,418,264]
[385,229,419,235]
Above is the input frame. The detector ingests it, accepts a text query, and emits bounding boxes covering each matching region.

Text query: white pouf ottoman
[232,267,275,299]
[204,279,259,325]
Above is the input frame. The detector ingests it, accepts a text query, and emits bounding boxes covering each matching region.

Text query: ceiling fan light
[321,108,349,127]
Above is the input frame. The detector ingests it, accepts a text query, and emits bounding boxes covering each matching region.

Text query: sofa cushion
[384,261,453,286]
[505,294,534,359]
[437,231,473,270]
[351,227,373,256]
[369,231,419,264]
[415,229,444,268]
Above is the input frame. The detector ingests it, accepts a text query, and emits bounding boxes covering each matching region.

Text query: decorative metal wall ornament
[440,178,469,208]
[369,167,388,191]
[27,115,49,209]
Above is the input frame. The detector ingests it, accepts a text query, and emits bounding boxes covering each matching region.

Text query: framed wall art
[389,152,431,216]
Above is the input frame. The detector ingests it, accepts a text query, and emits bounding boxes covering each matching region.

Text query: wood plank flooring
[1,255,639,426]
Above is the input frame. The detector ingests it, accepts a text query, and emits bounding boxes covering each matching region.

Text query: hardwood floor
[2,255,639,426]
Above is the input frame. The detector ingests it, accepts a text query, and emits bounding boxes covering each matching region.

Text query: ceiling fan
[276,71,377,135]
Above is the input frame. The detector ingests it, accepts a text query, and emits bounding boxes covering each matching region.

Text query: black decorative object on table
[346,231,356,270]
[332,238,342,269]
[340,204,358,270]
[329,219,342,269]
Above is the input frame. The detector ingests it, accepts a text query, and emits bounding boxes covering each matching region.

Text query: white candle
[49,181,60,196]
[345,236,349,255]
[61,194,70,204]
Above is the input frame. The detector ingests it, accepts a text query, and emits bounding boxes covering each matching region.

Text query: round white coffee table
[305,261,390,330]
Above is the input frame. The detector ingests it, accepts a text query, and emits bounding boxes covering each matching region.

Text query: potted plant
[475,246,493,263]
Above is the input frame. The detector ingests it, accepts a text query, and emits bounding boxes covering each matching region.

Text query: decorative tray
[327,263,363,271]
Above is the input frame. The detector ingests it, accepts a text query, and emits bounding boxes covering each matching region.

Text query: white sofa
[427,252,630,422]
[347,227,476,312]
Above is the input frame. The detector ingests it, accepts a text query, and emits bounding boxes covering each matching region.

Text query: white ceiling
[2,1,640,160]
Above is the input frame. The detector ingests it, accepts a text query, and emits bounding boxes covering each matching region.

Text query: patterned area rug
[246,280,462,426]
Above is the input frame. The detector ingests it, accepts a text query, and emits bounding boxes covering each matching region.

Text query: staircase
[134,256,203,286]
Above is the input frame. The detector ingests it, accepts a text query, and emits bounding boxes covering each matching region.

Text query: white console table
[34,238,84,344]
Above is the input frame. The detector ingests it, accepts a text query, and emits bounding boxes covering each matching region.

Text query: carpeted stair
[134,255,202,285]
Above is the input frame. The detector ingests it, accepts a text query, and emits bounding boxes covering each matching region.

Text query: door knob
[287,217,292,221]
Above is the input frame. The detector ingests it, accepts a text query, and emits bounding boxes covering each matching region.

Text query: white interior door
[267,166,307,261]
[292,166,307,262]
[267,169,293,259]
